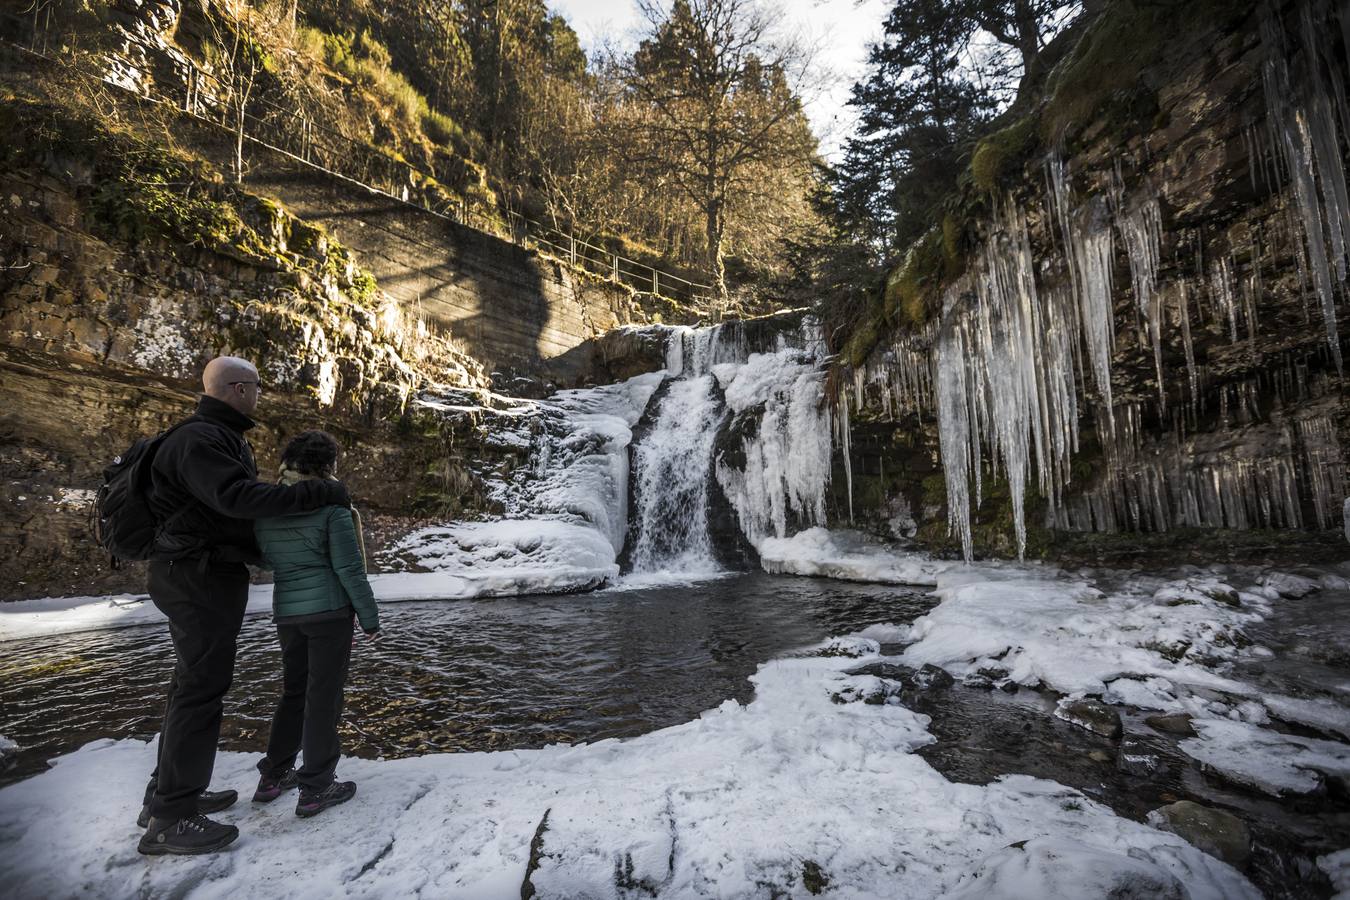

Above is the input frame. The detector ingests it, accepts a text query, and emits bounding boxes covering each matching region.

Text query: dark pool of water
[0,573,934,784]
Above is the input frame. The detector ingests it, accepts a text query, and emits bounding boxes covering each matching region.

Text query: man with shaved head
[137,356,350,855]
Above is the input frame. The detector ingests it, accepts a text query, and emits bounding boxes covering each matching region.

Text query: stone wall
[237,147,647,378]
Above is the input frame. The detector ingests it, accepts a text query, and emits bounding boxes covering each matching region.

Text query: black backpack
[92,420,194,565]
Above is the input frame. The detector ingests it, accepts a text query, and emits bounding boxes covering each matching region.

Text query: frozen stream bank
[0,574,1258,900]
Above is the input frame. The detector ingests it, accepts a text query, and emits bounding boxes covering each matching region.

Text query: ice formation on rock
[627,317,834,567]
[1259,0,1350,372]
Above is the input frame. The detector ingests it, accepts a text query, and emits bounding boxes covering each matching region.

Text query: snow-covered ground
[877,558,1350,800]
[0,635,1257,899]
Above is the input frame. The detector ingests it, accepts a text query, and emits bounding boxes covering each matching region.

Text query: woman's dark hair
[280,430,339,476]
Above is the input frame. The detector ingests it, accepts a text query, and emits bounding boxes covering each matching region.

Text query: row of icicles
[833,0,1350,562]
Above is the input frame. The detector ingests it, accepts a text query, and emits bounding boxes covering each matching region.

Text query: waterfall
[626,374,727,575]
[626,315,834,574]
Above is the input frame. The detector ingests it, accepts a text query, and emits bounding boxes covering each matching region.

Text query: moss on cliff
[970,113,1041,193]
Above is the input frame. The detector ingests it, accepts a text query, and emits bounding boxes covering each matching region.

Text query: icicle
[1260,0,1349,372]
[836,384,854,524]
[1118,195,1166,409]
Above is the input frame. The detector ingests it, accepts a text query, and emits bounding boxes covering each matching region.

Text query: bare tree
[622,0,820,302]
[206,0,266,184]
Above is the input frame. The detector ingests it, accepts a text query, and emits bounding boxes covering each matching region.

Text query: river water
[0,574,931,784]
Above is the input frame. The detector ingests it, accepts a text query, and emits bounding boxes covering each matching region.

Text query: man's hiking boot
[137,814,239,856]
[253,768,299,803]
[137,788,238,828]
[296,780,356,818]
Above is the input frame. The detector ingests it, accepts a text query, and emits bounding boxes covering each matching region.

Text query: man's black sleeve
[174,427,349,518]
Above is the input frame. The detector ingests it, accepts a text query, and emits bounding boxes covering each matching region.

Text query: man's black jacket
[148,395,348,563]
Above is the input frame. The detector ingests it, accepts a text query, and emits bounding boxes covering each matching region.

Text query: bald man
[137,356,350,856]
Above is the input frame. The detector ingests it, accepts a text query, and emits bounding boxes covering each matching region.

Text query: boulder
[1116,735,1162,777]
[1260,572,1321,599]
[1146,801,1251,869]
[1054,698,1123,739]
[914,664,955,690]
[1145,713,1197,737]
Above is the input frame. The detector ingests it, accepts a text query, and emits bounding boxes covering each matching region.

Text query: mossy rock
[970,114,1041,193]
[1039,0,1246,146]
[883,228,947,332]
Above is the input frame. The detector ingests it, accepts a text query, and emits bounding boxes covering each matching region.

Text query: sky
[547,0,891,161]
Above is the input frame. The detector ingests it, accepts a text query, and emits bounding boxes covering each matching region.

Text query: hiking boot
[137,788,238,828]
[253,768,299,803]
[295,780,356,818]
[137,814,239,856]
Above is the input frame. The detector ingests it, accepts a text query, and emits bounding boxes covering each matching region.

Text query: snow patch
[0,637,1257,899]
[757,527,957,585]
[1179,719,1350,796]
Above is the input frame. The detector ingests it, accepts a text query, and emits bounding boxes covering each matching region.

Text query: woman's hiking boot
[137,788,238,828]
[253,768,299,803]
[137,814,239,855]
[296,780,356,818]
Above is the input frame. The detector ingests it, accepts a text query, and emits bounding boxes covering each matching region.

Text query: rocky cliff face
[832,0,1350,563]
[0,73,641,598]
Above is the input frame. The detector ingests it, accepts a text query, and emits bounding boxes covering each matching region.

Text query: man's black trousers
[144,558,250,820]
[258,615,353,791]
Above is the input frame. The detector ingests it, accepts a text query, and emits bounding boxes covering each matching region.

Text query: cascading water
[626,316,835,574]
[626,373,727,575]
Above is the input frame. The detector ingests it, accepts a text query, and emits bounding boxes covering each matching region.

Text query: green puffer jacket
[255,501,380,633]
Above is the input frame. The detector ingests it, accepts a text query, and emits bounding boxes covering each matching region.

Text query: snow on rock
[1258,571,1322,599]
[1262,694,1350,741]
[1319,848,1350,899]
[0,735,17,771]
[944,836,1197,900]
[757,527,958,586]
[1179,719,1350,797]
[0,638,1258,899]
[896,572,1261,699]
[384,519,618,597]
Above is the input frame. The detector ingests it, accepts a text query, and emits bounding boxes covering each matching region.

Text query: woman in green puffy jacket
[251,430,381,819]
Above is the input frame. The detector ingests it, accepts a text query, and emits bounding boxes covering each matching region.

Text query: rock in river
[1054,698,1123,739]
[1145,713,1197,737]
[1147,801,1251,869]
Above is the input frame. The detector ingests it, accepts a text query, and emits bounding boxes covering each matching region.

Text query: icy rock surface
[0,638,1258,899]
[398,374,663,592]
[756,527,957,585]
[1179,719,1350,797]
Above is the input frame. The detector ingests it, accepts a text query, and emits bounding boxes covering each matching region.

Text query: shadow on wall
[242,160,551,373]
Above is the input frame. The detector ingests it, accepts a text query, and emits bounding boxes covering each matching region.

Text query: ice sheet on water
[1317,848,1350,897]
[0,633,1257,899]
[1179,719,1350,796]
[757,527,957,586]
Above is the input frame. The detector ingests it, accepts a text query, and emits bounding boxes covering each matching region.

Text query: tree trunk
[234,103,245,184]
[1013,0,1041,76]
[705,195,727,309]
